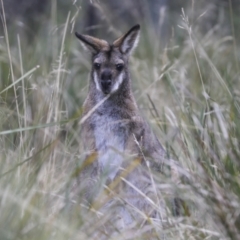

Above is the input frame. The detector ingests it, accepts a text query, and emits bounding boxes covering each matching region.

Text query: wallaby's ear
[113,24,140,55]
[75,32,109,54]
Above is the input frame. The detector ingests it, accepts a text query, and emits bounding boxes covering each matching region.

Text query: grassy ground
[0,1,240,239]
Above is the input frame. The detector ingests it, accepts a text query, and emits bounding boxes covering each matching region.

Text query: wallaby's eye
[116,63,124,71]
[94,63,101,70]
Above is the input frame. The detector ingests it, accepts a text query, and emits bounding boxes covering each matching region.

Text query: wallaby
[75,24,178,230]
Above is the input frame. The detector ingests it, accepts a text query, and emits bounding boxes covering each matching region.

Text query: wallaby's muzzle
[101,80,111,94]
[101,69,112,94]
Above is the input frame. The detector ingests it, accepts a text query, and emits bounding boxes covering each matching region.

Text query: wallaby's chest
[91,111,130,180]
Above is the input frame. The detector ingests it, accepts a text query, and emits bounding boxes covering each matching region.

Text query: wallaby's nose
[101,70,112,93]
[101,70,112,81]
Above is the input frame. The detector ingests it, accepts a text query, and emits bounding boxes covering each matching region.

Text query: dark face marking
[106,45,113,60]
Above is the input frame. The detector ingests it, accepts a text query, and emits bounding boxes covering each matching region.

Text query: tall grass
[0,0,240,239]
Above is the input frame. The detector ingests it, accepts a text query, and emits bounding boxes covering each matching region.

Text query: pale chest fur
[91,111,130,181]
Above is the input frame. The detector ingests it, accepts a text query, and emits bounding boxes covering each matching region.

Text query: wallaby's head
[75,25,140,95]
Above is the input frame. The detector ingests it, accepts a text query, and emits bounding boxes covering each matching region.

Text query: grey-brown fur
[75,24,170,229]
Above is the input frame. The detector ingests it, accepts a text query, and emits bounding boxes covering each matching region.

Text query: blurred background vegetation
[0,0,240,239]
